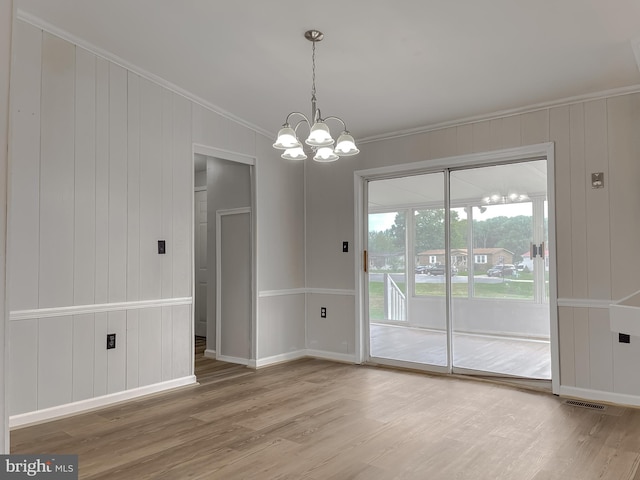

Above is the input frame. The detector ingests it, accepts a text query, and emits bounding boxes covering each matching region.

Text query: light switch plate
[591,172,604,188]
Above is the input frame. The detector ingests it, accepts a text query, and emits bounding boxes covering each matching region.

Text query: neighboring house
[417,247,514,268]
[520,250,550,271]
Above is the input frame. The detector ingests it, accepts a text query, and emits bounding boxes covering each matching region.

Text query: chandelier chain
[311,40,316,100]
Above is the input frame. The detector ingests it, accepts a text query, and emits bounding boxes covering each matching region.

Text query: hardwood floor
[11,340,640,479]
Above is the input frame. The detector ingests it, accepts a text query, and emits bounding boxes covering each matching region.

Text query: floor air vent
[563,399,606,411]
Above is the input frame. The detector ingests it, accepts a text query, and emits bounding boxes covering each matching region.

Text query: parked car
[415,265,431,274]
[487,264,517,277]
[428,263,458,276]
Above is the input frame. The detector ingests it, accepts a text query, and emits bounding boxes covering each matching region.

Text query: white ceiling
[15,0,640,141]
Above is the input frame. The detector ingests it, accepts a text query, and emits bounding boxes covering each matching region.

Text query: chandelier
[482,192,530,205]
[273,30,359,162]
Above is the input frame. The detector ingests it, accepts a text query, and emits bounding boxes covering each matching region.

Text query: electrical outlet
[158,240,166,254]
[321,307,327,318]
[619,333,630,344]
[107,333,116,349]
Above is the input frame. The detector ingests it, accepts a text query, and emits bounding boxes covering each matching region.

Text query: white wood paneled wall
[9,22,194,415]
[8,15,308,420]
[1,0,13,453]
[306,91,640,399]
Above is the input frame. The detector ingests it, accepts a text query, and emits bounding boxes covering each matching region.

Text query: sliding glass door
[366,160,551,379]
[368,172,448,368]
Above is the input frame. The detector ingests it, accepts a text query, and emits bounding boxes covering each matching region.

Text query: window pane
[414,208,446,297]
[471,202,534,300]
[369,211,405,321]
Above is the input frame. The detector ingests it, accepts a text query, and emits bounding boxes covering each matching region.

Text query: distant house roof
[416,249,466,255]
[418,247,514,255]
[473,247,514,255]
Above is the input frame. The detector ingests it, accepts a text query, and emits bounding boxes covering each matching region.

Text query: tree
[385,209,534,263]
[368,229,396,254]
[389,209,465,255]
[472,215,533,261]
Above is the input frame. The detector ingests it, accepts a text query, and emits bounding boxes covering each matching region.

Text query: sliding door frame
[354,142,559,394]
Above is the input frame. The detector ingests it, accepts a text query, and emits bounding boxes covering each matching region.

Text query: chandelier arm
[284,111,311,126]
[323,116,348,131]
[293,118,311,133]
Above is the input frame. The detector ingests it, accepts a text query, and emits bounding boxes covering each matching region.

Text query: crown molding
[15,10,640,146]
[358,84,640,145]
[15,9,273,140]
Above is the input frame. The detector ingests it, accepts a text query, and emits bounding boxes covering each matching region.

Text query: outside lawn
[369,277,536,320]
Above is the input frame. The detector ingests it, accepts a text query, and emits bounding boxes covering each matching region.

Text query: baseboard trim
[10,375,197,429]
[560,385,640,408]
[254,350,307,368]
[203,349,216,359]
[216,355,249,366]
[306,349,357,364]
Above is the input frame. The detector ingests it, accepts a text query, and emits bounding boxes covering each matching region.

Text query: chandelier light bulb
[306,121,334,147]
[313,147,339,162]
[273,126,301,150]
[335,132,360,156]
[281,147,307,160]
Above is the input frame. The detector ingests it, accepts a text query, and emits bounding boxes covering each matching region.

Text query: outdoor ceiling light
[482,192,530,205]
[273,30,359,162]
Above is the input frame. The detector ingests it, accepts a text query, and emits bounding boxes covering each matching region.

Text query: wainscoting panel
[126,310,140,389]
[257,293,305,361]
[93,312,108,397]
[72,313,95,402]
[38,315,73,410]
[8,319,38,415]
[107,311,127,394]
[138,307,163,387]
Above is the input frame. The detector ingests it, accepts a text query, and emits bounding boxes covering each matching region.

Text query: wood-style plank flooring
[11,338,640,479]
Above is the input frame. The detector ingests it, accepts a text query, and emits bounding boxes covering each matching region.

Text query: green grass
[369,275,533,320]
[369,279,534,320]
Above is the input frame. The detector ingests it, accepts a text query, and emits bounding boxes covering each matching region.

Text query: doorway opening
[192,148,255,373]
[358,145,557,389]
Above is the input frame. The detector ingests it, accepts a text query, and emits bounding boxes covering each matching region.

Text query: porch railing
[383,274,406,321]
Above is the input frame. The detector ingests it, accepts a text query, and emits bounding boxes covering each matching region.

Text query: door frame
[216,207,252,364]
[191,144,257,371]
[193,186,207,338]
[353,142,559,394]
